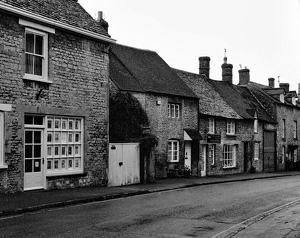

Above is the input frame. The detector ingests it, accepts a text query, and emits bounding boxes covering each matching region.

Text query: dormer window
[280,94,285,103]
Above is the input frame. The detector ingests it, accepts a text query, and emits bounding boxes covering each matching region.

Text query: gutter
[0,1,116,44]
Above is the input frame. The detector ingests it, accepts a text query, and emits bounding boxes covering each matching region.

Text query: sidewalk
[1,171,300,218]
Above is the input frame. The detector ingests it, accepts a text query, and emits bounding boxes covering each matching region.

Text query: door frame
[184,141,192,169]
[201,145,207,177]
[24,128,46,191]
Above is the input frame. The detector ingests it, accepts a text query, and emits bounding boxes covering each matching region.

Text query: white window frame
[226,120,235,135]
[282,119,286,139]
[254,112,258,133]
[293,121,297,139]
[208,144,215,165]
[24,115,84,176]
[254,143,259,161]
[208,118,215,134]
[223,144,236,168]
[168,103,180,119]
[23,28,49,83]
[168,140,179,162]
[282,146,285,164]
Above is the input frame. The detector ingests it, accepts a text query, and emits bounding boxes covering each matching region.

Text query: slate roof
[209,80,276,123]
[174,69,242,119]
[0,0,110,36]
[110,44,198,99]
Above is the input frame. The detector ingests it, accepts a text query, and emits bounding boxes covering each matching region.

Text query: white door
[24,129,44,190]
[108,143,140,186]
[201,145,207,177]
[184,141,192,169]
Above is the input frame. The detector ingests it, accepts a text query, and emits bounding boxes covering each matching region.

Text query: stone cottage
[175,56,276,176]
[109,43,201,179]
[0,0,115,193]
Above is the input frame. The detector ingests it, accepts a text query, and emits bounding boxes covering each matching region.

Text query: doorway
[184,141,192,169]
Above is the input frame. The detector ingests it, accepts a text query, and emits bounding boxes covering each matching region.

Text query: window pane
[35,35,43,55]
[34,116,43,125]
[47,159,52,170]
[25,145,33,158]
[33,159,41,172]
[34,131,41,143]
[25,159,33,173]
[25,115,34,125]
[25,131,33,143]
[34,56,43,76]
[26,33,34,53]
[34,145,41,158]
[25,54,33,74]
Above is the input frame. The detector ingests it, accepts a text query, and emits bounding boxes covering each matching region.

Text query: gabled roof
[209,80,276,123]
[174,69,242,119]
[0,0,113,41]
[110,44,198,99]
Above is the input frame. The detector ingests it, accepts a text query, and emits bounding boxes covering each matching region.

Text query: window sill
[23,76,53,84]
[46,170,84,177]
[169,160,179,163]
[226,133,236,137]
[223,166,237,170]
[0,165,8,169]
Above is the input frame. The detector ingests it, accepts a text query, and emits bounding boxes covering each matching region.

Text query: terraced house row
[1,0,300,193]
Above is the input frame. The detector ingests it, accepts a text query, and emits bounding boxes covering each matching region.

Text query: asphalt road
[1,176,300,238]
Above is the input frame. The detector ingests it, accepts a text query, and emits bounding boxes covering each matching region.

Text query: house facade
[176,56,276,176]
[246,79,300,171]
[0,0,115,193]
[109,44,200,179]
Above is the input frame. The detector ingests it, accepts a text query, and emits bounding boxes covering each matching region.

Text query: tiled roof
[175,69,242,119]
[110,44,198,99]
[0,0,110,36]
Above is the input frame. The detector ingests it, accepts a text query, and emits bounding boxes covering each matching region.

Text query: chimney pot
[279,83,290,93]
[199,56,210,78]
[96,11,109,33]
[221,58,233,84]
[268,78,275,88]
[238,68,250,85]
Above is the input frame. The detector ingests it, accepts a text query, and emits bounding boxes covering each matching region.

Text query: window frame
[208,144,215,165]
[293,120,297,139]
[223,144,236,168]
[23,27,49,83]
[168,103,180,119]
[282,119,286,139]
[254,143,259,161]
[24,115,84,176]
[294,149,298,163]
[208,118,215,134]
[226,120,235,135]
[167,140,179,162]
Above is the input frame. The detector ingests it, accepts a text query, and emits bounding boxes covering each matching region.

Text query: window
[0,112,5,168]
[168,103,180,118]
[294,149,298,163]
[282,146,285,164]
[223,145,236,168]
[208,118,215,134]
[282,119,286,139]
[167,140,179,162]
[293,121,297,139]
[254,112,258,133]
[208,144,215,165]
[24,28,48,82]
[25,115,83,175]
[254,143,259,161]
[226,120,235,135]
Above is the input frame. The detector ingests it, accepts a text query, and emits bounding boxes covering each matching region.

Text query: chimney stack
[268,78,275,88]
[97,11,109,33]
[221,56,233,84]
[199,56,210,78]
[238,68,250,85]
[279,83,290,93]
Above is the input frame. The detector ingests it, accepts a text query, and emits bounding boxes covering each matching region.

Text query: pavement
[1,171,300,237]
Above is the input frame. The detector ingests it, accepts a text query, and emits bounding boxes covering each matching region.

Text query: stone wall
[132,92,199,178]
[0,12,109,193]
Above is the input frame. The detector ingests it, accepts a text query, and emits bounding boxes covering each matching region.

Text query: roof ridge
[114,43,157,54]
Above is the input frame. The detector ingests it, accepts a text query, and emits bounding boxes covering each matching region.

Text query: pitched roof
[110,44,198,99]
[0,0,110,37]
[209,80,275,123]
[174,69,242,119]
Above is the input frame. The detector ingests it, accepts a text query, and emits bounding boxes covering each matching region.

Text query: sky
[78,0,300,93]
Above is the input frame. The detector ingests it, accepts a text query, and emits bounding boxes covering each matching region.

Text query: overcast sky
[78,0,300,93]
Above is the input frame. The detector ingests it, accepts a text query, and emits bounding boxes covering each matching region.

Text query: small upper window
[293,121,297,139]
[282,119,286,139]
[24,28,48,82]
[208,118,215,134]
[168,103,180,118]
[226,120,235,135]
